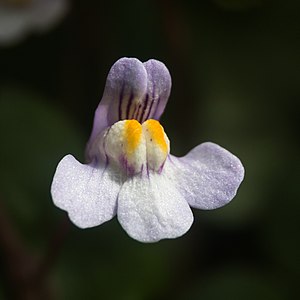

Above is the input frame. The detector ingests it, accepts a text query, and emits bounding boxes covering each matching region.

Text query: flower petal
[117,172,193,243]
[86,57,148,162]
[51,155,122,228]
[139,59,172,122]
[167,142,244,210]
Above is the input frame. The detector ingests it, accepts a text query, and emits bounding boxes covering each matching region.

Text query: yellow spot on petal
[124,120,142,154]
[143,119,168,153]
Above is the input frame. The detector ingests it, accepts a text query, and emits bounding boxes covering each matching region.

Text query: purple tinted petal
[166,142,244,210]
[86,57,148,162]
[138,59,172,122]
[51,155,122,228]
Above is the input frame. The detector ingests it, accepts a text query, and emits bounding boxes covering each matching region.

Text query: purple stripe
[144,97,154,121]
[118,84,125,120]
[103,127,111,168]
[126,91,134,119]
[140,94,149,122]
[133,103,142,119]
[131,103,137,119]
[144,83,156,121]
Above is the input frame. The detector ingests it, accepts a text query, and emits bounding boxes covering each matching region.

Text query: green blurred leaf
[183,266,286,300]
[0,86,84,237]
[52,220,180,300]
[212,0,263,11]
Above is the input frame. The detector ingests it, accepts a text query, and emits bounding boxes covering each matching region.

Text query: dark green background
[0,0,299,299]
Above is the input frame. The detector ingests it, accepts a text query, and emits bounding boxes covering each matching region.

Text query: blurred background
[0,0,299,299]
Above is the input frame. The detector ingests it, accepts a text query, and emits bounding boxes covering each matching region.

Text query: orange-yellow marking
[124,120,142,154]
[143,119,168,153]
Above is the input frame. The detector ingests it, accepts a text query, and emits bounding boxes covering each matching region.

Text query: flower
[0,0,69,46]
[51,57,244,243]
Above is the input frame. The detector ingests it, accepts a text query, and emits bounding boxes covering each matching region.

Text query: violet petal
[51,155,122,228]
[86,57,148,162]
[166,142,244,210]
[140,59,172,122]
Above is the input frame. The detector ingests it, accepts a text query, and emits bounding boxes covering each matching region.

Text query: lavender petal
[51,155,122,228]
[86,57,148,162]
[166,142,244,210]
[140,59,172,122]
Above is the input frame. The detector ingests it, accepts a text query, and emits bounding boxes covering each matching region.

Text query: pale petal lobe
[51,155,121,228]
[167,142,244,210]
[117,172,193,242]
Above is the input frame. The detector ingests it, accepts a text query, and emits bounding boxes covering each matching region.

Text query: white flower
[51,58,245,243]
